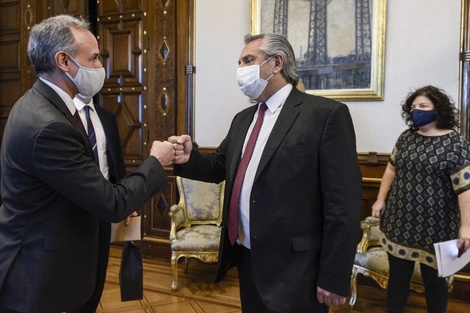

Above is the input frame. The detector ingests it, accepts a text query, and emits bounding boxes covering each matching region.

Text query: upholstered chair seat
[169,177,225,291]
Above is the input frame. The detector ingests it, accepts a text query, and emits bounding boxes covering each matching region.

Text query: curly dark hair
[401,85,459,130]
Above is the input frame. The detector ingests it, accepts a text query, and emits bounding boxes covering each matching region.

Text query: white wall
[194,0,461,153]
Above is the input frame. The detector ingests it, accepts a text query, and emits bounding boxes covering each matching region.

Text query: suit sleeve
[317,103,362,296]
[33,119,167,222]
[174,137,228,184]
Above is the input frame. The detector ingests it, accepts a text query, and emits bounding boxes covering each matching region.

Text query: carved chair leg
[349,266,359,309]
[171,253,178,291]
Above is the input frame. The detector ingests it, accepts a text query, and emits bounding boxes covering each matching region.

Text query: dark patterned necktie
[228,103,267,245]
[84,105,99,166]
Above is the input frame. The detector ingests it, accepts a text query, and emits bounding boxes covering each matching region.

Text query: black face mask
[410,109,436,127]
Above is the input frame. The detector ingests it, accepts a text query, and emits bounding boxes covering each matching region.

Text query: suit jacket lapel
[33,80,93,156]
[254,88,303,181]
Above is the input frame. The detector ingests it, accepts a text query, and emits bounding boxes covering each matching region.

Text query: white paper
[110,216,141,243]
[433,239,470,277]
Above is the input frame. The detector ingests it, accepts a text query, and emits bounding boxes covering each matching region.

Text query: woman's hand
[458,224,470,256]
[371,199,386,218]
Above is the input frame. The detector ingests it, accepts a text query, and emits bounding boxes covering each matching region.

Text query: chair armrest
[356,216,382,253]
[169,204,185,241]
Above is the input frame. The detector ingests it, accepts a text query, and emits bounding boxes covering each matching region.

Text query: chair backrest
[176,176,225,227]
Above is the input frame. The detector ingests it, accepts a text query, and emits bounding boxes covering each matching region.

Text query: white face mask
[237,57,273,99]
[65,54,105,100]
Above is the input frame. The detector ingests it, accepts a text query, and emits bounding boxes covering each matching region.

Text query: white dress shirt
[72,97,109,179]
[238,84,293,249]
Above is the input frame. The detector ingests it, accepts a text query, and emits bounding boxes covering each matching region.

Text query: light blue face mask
[65,54,105,100]
[410,109,436,127]
[236,56,274,99]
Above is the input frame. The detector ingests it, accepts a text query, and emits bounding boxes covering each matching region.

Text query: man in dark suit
[69,94,129,313]
[0,15,174,313]
[169,33,362,313]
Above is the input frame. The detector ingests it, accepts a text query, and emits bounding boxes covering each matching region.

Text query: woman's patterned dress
[380,130,470,268]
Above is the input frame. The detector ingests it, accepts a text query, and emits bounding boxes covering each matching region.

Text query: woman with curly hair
[372,85,470,313]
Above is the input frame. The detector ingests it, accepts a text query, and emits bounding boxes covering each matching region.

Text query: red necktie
[228,103,268,245]
[74,109,87,137]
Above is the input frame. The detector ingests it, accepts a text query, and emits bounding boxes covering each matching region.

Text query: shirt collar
[264,84,293,113]
[72,96,96,112]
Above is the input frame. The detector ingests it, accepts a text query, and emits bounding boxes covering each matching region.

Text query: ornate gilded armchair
[349,216,454,308]
[169,176,225,291]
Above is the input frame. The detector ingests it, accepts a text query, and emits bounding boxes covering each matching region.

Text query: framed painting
[251,0,387,101]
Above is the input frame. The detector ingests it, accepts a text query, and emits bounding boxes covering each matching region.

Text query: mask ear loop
[260,56,273,67]
[260,56,275,81]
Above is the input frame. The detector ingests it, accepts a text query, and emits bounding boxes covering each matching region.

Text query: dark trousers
[387,253,448,313]
[0,306,20,313]
[236,244,328,313]
[68,221,111,313]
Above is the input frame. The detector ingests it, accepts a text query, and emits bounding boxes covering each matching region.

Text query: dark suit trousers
[236,245,328,313]
[0,306,20,313]
[68,221,111,313]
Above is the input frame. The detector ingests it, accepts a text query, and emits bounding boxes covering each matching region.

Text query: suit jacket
[0,80,167,313]
[70,104,129,313]
[176,87,362,312]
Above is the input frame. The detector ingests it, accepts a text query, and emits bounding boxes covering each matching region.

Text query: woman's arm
[371,162,396,218]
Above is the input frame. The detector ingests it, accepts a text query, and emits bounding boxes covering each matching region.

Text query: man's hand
[150,140,174,166]
[125,211,139,225]
[168,134,192,164]
[316,286,346,306]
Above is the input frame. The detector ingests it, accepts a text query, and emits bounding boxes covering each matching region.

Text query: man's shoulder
[95,105,116,121]
[295,90,346,112]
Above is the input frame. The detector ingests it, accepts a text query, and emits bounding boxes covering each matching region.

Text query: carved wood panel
[96,0,191,252]
[97,10,146,162]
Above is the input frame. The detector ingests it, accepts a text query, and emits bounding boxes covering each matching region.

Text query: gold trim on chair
[169,177,225,291]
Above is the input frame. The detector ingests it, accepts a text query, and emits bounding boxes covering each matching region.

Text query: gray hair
[244,33,299,86]
[27,15,90,75]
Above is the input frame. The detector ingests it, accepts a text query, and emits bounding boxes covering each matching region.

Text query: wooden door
[96,0,193,258]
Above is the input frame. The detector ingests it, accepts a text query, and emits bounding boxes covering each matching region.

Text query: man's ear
[273,54,284,72]
[55,51,69,71]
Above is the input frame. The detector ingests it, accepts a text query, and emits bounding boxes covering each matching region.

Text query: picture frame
[251,0,387,101]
